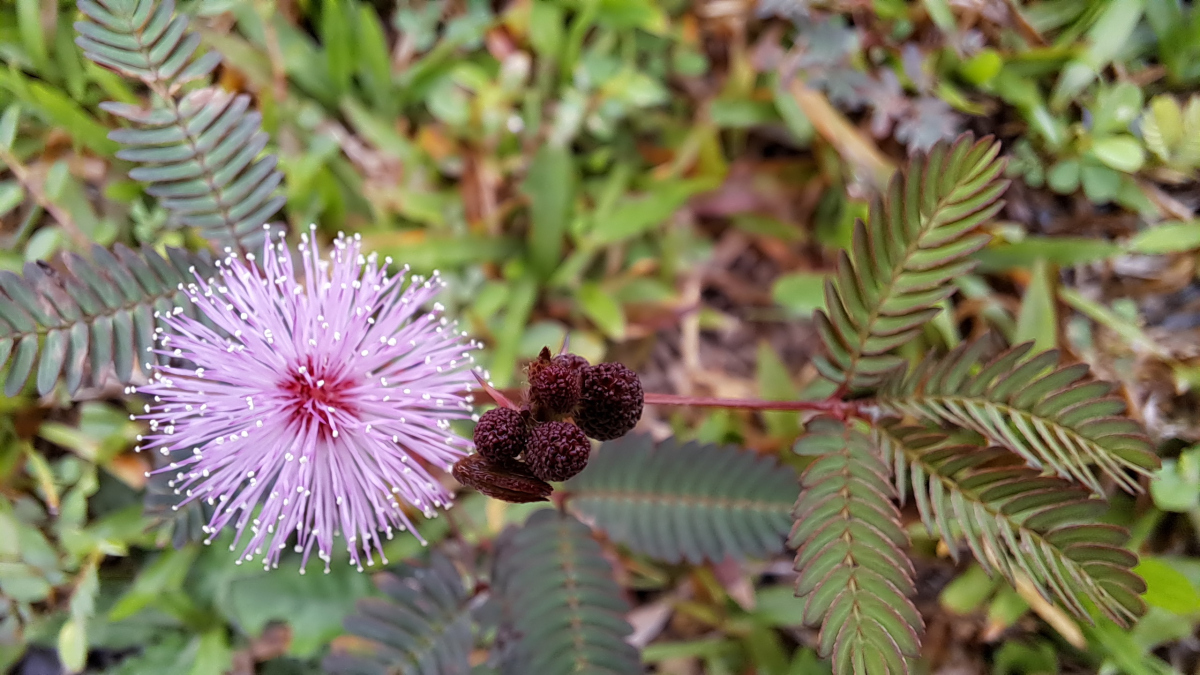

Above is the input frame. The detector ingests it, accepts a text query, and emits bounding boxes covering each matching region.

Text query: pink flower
[135,228,476,573]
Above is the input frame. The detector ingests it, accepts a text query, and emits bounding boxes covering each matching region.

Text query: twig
[0,148,91,249]
[643,392,857,417]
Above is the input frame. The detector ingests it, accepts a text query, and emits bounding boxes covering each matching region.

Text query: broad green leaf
[0,183,25,219]
[57,617,86,674]
[1128,220,1200,254]
[1135,557,1200,615]
[522,145,576,278]
[488,276,536,387]
[1151,446,1200,512]
[940,565,1000,614]
[188,629,232,675]
[17,0,49,68]
[757,342,800,439]
[0,106,18,150]
[109,545,200,620]
[1047,159,1081,193]
[589,178,716,245]
[1051,0,1146,108]
[1015,258,1057,354]
[773,273,825,317]
[1089,135,1146,172]
[528,0,565,58]
[320,0,354,97]
[974,237,1120,271]
[577,282,625,340]
[228,564,373,658]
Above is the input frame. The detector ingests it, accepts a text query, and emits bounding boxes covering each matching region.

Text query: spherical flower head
[552,353,590,372]
[529,363,582,417]
[525,421,591,482]
[473,407,529,466]
[575,363,643,441]
[136,228,477,573]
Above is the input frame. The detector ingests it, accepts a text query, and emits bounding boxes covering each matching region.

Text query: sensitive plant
[0,2,1167,675]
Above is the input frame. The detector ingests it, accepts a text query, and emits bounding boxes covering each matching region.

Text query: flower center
[280,359,357,434]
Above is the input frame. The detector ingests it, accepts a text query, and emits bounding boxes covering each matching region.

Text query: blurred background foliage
[1,0,1200,672]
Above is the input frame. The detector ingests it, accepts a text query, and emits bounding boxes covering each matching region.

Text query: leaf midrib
[879,425,1123,613]
[838,176,983,386]
[572,490,792,514]
[114,6,250,251]
[0,279,185,342]
[554,520,592,674]
[877,392,1147,474]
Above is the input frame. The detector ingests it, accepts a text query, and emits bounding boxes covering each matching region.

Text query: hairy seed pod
[575,362,644,441]
[529,362,582,417]
[552,353,590,371]
[473,407,529,465]
[451,454,552,503]
[525,421,592,482]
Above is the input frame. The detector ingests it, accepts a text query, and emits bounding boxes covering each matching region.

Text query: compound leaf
[792,417,921,675]
[0,245,216,397]
[492,510,641,675]
[878,422,1146,626]
[75,0,283,251]
[324,553,474,675]
[564,434,798,564]
[813,134,1008,389]
[876,337,1159,494]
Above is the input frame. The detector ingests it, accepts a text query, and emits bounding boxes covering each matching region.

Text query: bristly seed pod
[575,362,644,441]
[552,353,590,372]
[473,407,529,466]
[525,421,592,482]
[529,362,582,417]
[451,454,553,503]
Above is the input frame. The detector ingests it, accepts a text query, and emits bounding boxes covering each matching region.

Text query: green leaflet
[492,510,642,675]
[564,434,798,564]
[791,417,921,675]
[323,554,474,675]
[877,422,1147,627]
[0,245,216,397]
[75,0,283,251]
[875,337,1159,494]
[812,134,1008,390]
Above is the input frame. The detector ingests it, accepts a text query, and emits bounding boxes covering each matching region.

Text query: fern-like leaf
[324,554,474,675]
[791,417,921,675]
[0,245,216,397]
[492,510,641,675]
[563,434,798,563]
[876,338,1159,494]
[813,134,1008,389]
[877,422,1146,626]
[75,0,284,251]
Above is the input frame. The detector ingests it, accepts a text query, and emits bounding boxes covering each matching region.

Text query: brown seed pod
[525,421,592,482]
[451,454,553,503]
[552,353,590,371]
[575,362,644,441]
[529,362,582,417]
[473,407,529,465]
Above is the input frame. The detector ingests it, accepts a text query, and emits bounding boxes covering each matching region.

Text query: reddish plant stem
[467,388,860,419]
[643,392,857,417]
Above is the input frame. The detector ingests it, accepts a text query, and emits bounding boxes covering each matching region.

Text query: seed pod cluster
[452,348,645,502]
